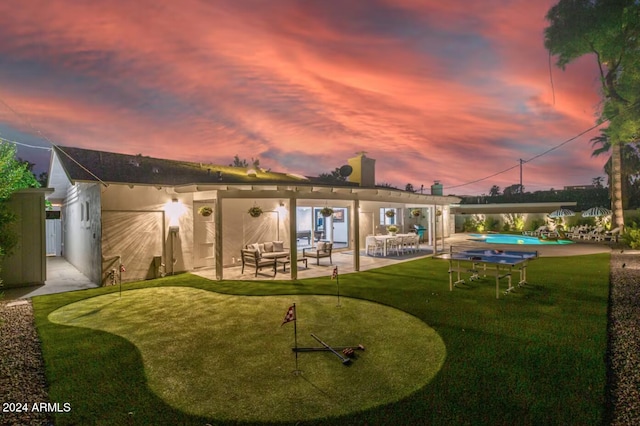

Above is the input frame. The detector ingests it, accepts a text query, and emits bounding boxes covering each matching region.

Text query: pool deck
[447,233,612,257]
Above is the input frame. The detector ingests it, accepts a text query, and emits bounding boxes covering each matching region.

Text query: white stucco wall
[62,182,102,284]
[100,185,194,282]
[222,198,290,267]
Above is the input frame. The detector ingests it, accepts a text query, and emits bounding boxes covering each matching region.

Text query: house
[47,146,460,284]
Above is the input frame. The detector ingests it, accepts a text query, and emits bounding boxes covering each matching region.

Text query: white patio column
[289,197,298,279]
[352,199,360,271]
[215,196,224,280]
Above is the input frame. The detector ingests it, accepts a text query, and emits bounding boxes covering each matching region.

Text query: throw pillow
[248,243,261,254]
[273,241,284,252]
[316,242,326,251]
[264,242,274,252]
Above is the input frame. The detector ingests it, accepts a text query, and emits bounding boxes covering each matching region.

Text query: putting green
[49,287,446,422]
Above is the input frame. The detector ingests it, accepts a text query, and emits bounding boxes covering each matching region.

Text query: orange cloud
[0,0,608,194]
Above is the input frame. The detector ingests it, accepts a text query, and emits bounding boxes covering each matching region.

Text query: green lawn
[33,253,610,425]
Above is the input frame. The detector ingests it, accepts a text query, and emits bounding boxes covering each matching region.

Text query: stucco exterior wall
[100,185,194,282]
[222,198,289,267]
[62,182,102,284]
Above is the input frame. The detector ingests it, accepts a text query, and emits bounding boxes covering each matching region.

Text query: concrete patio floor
[0,234,614,300]
[193,233,613,281]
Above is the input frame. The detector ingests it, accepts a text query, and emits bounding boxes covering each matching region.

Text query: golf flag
[281,305,296,326]
[331,266,338,280]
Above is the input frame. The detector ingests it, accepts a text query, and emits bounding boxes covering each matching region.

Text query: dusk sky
[0,0,607,195]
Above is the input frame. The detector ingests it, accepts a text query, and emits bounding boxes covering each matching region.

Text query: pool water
[469,233,575,245]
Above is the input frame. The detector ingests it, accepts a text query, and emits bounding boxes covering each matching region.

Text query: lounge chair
[240,249,277,277]
[524,226,547,237]
[584,226,606,241]
[303,242,333,265]
[604,227,622,242]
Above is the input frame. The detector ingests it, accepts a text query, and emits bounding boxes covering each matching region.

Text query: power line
[445,121,605,191]
[0,93,108,186]
[0,136,51,150]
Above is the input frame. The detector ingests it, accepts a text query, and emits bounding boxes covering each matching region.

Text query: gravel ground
[0,300,52,426]
[606,251,640,425]
[0,253,638,425]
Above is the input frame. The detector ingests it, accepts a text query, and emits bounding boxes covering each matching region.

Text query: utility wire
[0,94,108,186]
[0,136,51,150]
[444,120,604,191]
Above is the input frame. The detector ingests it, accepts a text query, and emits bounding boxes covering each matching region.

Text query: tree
[590,130,640,208]
[405,183,415,192]
[489,185,501,197]
[592,176,604,188]
[502,184,524,196]
[317,168,347,183]
[545,0,640,229]
[0,142,40,262]
[229,155,260,169]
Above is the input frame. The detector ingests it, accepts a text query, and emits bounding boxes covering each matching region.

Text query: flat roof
[450,201,577,214]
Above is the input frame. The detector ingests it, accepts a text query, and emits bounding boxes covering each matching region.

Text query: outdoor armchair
[303,242,333,265]
[240,249,277,277]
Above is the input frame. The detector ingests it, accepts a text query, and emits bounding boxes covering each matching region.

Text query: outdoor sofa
[240,241,289,277]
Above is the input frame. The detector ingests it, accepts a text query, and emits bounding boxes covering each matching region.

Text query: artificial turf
[32,253,610,425]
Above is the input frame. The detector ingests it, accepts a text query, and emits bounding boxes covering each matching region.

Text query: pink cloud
[0,0,608,195]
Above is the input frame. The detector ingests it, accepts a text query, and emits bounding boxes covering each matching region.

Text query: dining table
[367,233,418,256]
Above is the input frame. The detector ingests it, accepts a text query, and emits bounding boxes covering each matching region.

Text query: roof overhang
[450,201,578,215]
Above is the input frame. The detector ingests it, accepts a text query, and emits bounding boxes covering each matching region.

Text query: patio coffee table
[277,257,308,272]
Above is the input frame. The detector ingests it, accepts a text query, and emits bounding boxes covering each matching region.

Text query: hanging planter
[198,206,213,217]
[387,225,398,235]
[248,206,263,218]
[411,209,421,217]
[385,210,396,218]
[436,209,442,217]
[320,207,334,217]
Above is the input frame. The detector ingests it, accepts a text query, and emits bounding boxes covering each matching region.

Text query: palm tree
[590,129,640,218]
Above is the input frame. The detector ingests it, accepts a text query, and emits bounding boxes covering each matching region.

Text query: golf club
[292,344,365,353]
[310,333,352,365]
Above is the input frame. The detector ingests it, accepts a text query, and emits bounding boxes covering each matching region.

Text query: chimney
[347,152,376,187]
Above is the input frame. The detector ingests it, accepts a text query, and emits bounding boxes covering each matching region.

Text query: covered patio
[180,184,459,280]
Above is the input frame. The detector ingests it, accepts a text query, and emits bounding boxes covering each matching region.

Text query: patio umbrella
[582,206,612,217]
[548,208,575,218]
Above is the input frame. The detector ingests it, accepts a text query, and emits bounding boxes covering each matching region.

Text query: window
[380,208,396,225]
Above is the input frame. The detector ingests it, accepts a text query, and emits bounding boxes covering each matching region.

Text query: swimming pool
[469,233,575,245]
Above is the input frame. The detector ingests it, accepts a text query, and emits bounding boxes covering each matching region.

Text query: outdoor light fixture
[276,201,288,216]
[164,197,187,230]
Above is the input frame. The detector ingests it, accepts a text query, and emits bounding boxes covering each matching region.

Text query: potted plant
[387,225,398,236]
[385,210,396,218]
[320,207,334,217]
[248,206,263,218]
[198,206,213,217]
[411,209,421,218]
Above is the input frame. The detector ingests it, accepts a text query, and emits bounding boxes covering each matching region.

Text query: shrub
[529,218,545,231]
[621,217,640,249]
[483,217,500,232]
[503,213,525,231]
